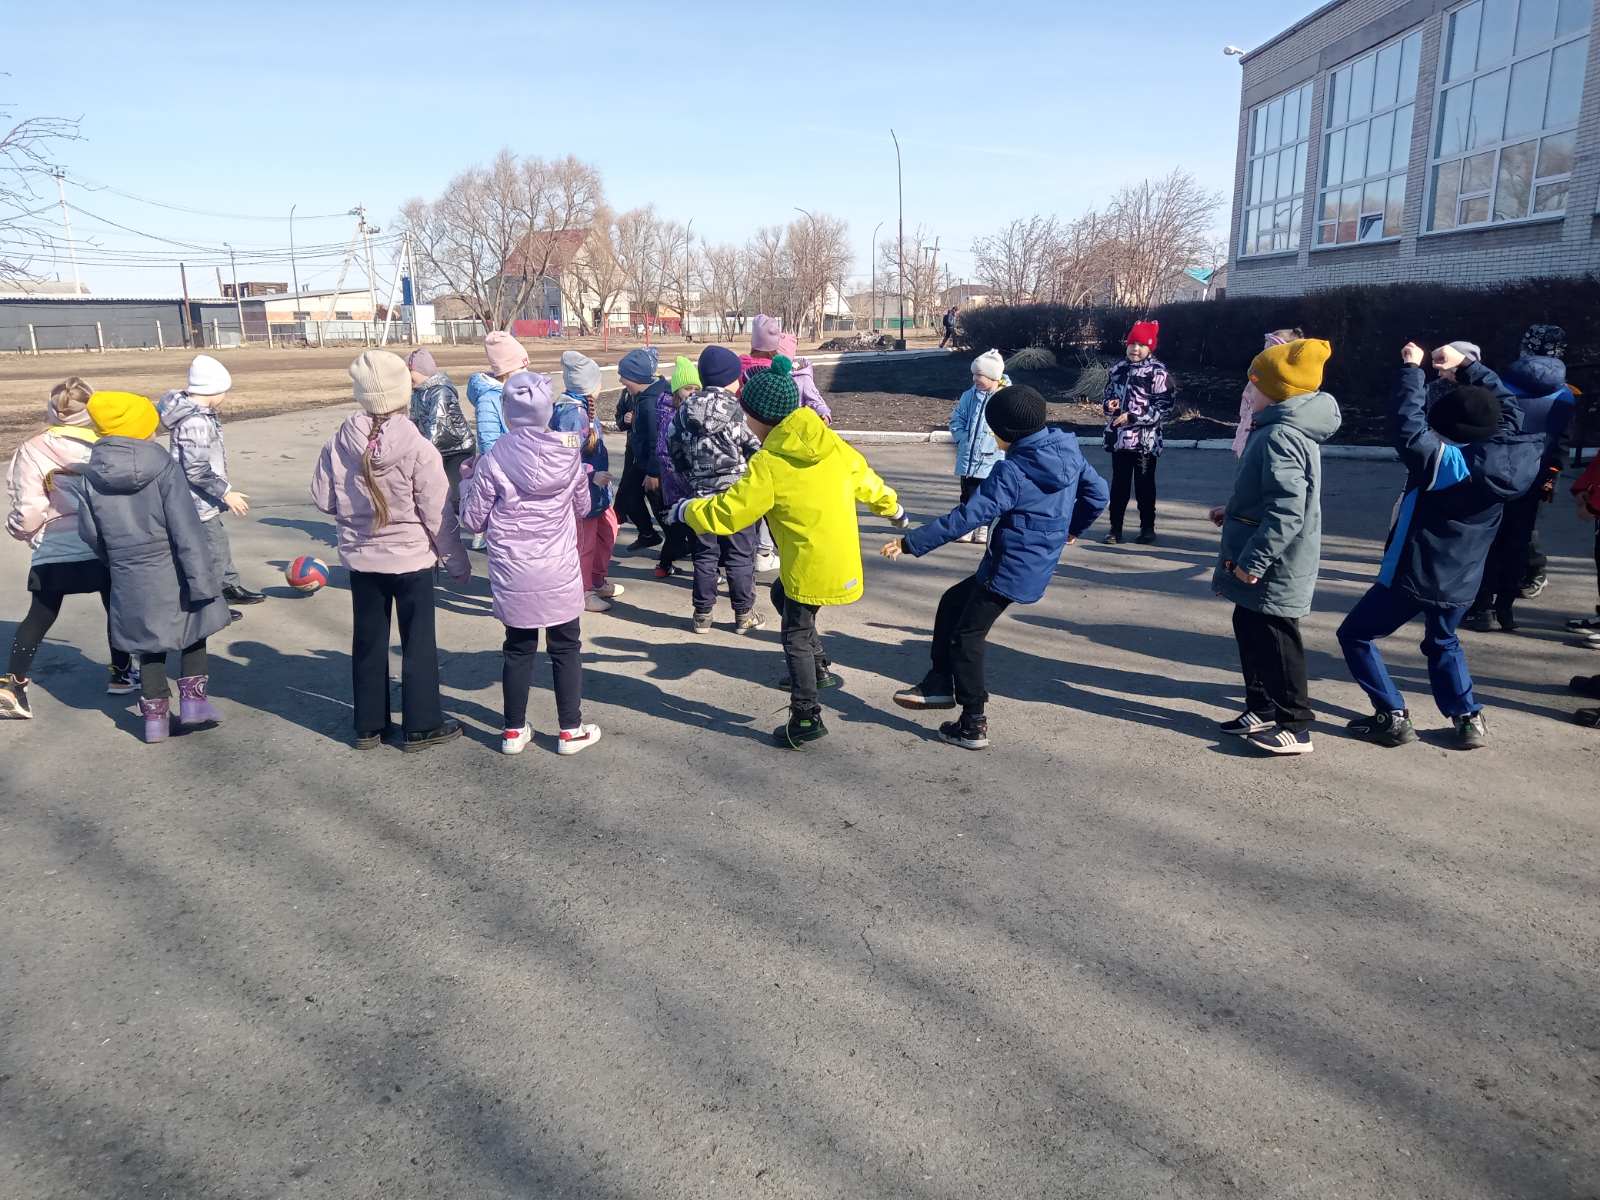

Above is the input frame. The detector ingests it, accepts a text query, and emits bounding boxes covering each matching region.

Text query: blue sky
[7,0,1297,297]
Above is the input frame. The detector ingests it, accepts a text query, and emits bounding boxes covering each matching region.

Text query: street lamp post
[890,129,905,350]
[793,206,821,338]
[869,220,883,335]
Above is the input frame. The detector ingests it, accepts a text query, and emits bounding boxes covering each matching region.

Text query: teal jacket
[1212,390,1342,618]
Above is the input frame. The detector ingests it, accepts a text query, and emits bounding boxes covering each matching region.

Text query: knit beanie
[1248,338,1332,402]
[561,350,601,396]
[1126,321,1159,350]
[698,345,742,389]
[971,348,1005,381]
[740,356,801,425]
[983,384,1048,443]
[187,354,232,397]
[484,330,529,375]
[669,355,701,394]
[349,350,412,415]
[48,376,94,425]
[777,332,799,360]
[86,391,159,441]
[502,371,554,430]
[1429,384,1502,444]
[406,348,438,377]
[751,314,782,353]
[1520,324,1566,360]
[618,346,659,384]
[1439,340,1481,365]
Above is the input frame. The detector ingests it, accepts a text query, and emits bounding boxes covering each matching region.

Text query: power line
[63,174,349,223]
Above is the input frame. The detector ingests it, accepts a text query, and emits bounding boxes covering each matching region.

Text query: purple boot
[140,696,170,744]
[177,676,223,727]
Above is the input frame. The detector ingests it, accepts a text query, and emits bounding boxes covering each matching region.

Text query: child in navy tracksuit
[883,385,1108,750]
[1337,342,1541,751]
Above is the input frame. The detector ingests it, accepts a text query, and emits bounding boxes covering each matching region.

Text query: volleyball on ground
[286,555,329,593]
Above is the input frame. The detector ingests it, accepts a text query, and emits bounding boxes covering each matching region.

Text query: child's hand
[458,457,476,481]
[1105,398,1120,413]
[592,471,613,490]
[1401,342,1426,367]
[223,490,250,517]
[644,475,660,493]
[1209,505,1226,527]
[1431,344,1466,372]
[889,505,911,529]
[1112,414,1131,428]
[880,539,904,561]
[1232,564,1260,585]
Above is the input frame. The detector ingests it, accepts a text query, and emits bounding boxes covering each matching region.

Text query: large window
[1317,30,1423,245]
[1241,82,1313,255]
[1428,0,1592,230]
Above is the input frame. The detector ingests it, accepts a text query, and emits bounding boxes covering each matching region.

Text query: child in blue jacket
[882,385,1108,750]
[948,349,1009,543]
[1337,342,1541,751]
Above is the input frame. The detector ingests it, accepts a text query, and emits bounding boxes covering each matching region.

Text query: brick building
[1227,0,1599,297]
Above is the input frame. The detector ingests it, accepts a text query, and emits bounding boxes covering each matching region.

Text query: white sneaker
[558,724,602,755]
[501,725,531,755]
[595,581,624,600]
[584,591,613,613]
[754,551,781,573]
[954,531,974,544]
[469,532,487,551]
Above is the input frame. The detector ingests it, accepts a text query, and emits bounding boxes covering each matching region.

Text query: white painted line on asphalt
[286,686,353,709]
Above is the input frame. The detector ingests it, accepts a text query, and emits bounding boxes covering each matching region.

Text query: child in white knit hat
[948,349,1009,544]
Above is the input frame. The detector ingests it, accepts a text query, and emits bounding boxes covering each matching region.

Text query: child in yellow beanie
[1209,338,1340,756]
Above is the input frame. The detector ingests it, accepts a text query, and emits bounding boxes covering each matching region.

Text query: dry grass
[1004,346,1058,372]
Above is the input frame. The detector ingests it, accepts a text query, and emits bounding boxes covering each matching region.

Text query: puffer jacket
[1212,390,1343,618]
[1102,357,1176,455]
[1500,354,1574,479]
[410,372,475,457]
[76,436,231,654]
[668,386,761,499]
[468,372,508,457]
[1378,361,1543,607]
[949,376,1009,479]
[680,408,900,607]
[7,422,101,564]
[311,411,468,577]
[627,377,668,472]
[157,391,229,521]
[739,354,832,422]
[652,389,690,505]
[458,397,588,631]
[904,427,1108,604]
[550,394,614,518]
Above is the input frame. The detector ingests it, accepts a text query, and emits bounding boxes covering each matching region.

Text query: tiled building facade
[1227,0,1600,297]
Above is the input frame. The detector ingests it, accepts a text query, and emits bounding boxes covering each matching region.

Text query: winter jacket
[1572,456,1600,516]
[739,354,833,423]
[1212,391,1343,618]
[458,425,587,631]
[668,386,761,499]
[311,412,468,577]
[1378,362,1543,607]
[614,390,636,433]
[904,427,1108,604]
[468,373,508,458]
[551,395,614,518]
[681,407,900,607]
[410,372,475,458]
[1102,357,1176,455]
[627,377,668,473]
[949,377,1009,479]
[7,423,100,564]
[157,391,229,522]
[76,437,231,654]
[1500,354,1574,480]
[652,389,690,506]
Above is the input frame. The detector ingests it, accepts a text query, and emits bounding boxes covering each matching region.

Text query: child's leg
[721,527,758,614]
[689,530,720,614]
[928,575,980,686]
[139,652,169,700]
[589,508,619,590]
[8,590,65,680]
[202,517,242,591]
[178,639,207,679]
[501,625,539,730]
[947,582,1012,714]
[576,516,598,589]
[1134,453,1158,534]
[349,570,396,735]
[1336,585,1422,713]
[1243,610,1312,732]
[546,617,584,730]
[1107,452,1134,535]
[779,589,822,711]
[1230,605,1274,718]
[1420,605,1478,718]
[95,578,132,673]
[392,567,444,735]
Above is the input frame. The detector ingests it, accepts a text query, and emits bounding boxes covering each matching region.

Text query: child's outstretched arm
[1393,346,1458,487]
[897,466,1019,556]
[413,450,468,580]
[456,458,495,534]
[847,446,906,522]
[310,444,338,516]
[673,458,775,536]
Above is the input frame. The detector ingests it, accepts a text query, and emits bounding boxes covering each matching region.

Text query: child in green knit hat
[669,355,701,400]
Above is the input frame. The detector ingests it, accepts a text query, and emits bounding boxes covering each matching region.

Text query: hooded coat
[668,386,761,498]
[157,391,230,521]
[550,394,614,517]
[949,377,1010,479]
[7,422,101,566]
[410,372,475,457]
[458,376,588,630]
[652,388,690,505]
[904,427,1108,604]
[468,372,508,457]
[76,437,231,653]
[625,377,669,473]
[1499,354,1574,479]
[310,413,468,577]
[1212,390,1343,618]
[680,407,900,607]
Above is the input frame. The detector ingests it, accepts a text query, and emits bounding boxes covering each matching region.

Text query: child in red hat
[1101,320,1176,544]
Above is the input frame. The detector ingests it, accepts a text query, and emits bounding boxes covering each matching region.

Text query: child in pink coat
[459,370,602,757]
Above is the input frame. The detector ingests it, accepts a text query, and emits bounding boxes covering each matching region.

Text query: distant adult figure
[940,306,958,349]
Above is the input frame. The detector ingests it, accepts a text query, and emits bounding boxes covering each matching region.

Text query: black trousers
[772,579,824,710]
[1231,606,1313,733]
[691,525,757,615]
[140,641,207,700]
[614,458,658,539]
[441,450,472,514]
[502,618,582,731]
[350,567,443,737]
[659,519,695,569]
[9,586,130,680]
[1523,529,1548,588]
[1473,490,1542,615]
[929,574,1012,713]
[959,476,982,503]
[1108,450,1158,536]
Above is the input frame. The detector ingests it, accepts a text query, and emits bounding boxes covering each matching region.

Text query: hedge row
[955,276,1600,404]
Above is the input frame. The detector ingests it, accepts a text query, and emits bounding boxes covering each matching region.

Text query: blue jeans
[1336,584,1477,718]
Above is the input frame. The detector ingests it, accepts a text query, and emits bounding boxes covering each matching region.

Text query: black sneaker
[1220,709,1273,736]
[626,533,663,554]
[223,585,266,605]
[1101,532,1123,545]
[1495,609,1517,633]
[773,706,828,749]
[1246,726,1314,756]
[106,664,141,696]
[777,670,844,691]
[893,676,957,709]
[1453,710,1488,750]
[1462,609,1498,633]
[938,712,990,750]
[401,719,463,753]
[1347,709,1417,747]
[1135,530,1157,545]
[1519,574,1547,599]
[353,726,392,751]
[1569,674,1600,699]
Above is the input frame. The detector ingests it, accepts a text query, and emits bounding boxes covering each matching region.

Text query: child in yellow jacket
[672,357,908,747]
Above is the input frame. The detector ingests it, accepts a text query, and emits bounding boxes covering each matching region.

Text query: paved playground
[3,410,1597,1199]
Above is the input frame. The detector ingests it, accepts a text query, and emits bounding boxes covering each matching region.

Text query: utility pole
[180,262,196,347]
[289,204,301,299]
[352,204,379,322]
[51,170,82,294]
[225,243,244,341]
[890,129,906,350]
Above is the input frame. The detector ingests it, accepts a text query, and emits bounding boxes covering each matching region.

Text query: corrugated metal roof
[0,294,259,303]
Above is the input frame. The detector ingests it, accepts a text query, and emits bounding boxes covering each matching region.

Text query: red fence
[510,319,565,338]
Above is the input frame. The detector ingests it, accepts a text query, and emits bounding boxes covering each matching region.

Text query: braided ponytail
[582,393,599,455]
[361,412,392,530]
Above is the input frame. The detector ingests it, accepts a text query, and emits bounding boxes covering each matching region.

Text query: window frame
[1238,81,1314,258]
[1423,0,1592,235]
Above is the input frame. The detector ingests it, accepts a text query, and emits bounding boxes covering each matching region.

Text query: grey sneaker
[0,674,32,720]
[1347,709,1417,747]
[1453,710,1488,750]
[690,611,714,635]
[733,610,766,635]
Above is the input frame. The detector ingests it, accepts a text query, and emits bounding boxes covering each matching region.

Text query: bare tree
[879,225,943,329]
[786,213,851,339]
[970,215,1059,306]
[655,218,695,338]
[1100,169,1223,309]
[0,104,80,285]
[556,209,626,335]
[699,241,750,340]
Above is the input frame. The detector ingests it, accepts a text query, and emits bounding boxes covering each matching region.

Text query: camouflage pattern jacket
[667,387,762,499]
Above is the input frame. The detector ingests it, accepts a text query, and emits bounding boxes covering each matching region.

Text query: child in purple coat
[459,370,602,757]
